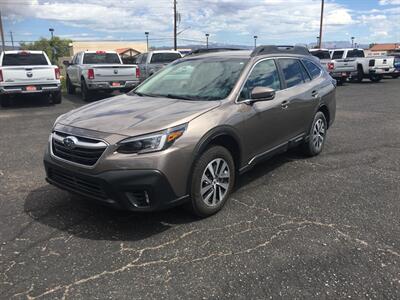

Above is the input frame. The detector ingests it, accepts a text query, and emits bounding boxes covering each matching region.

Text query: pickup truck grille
[51,131,107,166]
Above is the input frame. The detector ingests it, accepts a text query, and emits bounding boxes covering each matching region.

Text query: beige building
[69,41,147,57]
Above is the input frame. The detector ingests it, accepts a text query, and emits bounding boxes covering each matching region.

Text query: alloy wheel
[200,158,230,207]
[312,118,325,152]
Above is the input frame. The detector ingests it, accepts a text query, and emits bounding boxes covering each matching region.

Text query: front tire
[81,79,92,102]
[66,76,75,95]
[302,111,327,157]
[188,146,235,217]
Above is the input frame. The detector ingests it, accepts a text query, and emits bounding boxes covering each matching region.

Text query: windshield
[134,58,248,101]
[150,53,181,64]
[2,53,48,66]
[311,50,331,60]
[83,53,121,64]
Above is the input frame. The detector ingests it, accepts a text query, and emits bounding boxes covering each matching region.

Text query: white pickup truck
[0,50,61,107]
[330,48,395,82]
[65,51,140,101]
[310,48,357,85]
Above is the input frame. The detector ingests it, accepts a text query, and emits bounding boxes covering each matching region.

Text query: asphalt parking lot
[1,79,399,299]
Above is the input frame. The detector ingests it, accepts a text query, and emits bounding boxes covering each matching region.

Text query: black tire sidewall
[81,80,91,101]
[304,111,327,156]
[189,146,235,217]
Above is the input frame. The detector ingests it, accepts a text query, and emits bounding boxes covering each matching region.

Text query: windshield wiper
[132,91,159,97]
[163,94,197,100]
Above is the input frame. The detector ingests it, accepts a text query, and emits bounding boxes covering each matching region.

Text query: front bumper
[86,80,139,91]
[0,83,61,95]
[44,155,189,212]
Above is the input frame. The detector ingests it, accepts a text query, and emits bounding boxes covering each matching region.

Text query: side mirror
[63,60,71,66]
[248,87,276,103]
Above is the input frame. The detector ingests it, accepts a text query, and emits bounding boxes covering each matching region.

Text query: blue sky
[2,0,400,47]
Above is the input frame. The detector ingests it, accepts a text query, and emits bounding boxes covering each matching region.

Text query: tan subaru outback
[44,46,336,217]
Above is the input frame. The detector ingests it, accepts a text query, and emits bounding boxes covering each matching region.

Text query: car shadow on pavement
[23,150,306,242]
[0,94,55,109]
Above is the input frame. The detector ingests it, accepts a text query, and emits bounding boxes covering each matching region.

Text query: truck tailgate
[333,59,356,72]
[92,65,137,81]
[1,66,56,83]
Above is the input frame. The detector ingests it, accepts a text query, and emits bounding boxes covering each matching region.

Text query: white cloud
[2,0,399,45]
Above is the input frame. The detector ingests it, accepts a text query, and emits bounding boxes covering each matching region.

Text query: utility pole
[205,33,209,49]
[173,0,177,50]
[0,10,5,52]
[351,36,355,48]
[10,31,14,49]
[145,32,149,51]
[253,35,258,49]
[318,0,324,48]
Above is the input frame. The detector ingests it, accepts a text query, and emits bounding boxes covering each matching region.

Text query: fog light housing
[126,191,151,208]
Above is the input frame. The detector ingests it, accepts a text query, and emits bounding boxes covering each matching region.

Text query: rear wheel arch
[318,105,330,128]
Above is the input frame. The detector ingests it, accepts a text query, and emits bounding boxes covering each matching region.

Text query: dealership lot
[1,80,399,299]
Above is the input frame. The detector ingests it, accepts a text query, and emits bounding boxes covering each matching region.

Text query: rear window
[279,58,305,88]
[303,60,322,79]
[331,51,344,60]
[150,53,181,64]
[347,50,365,58]
[311,50,331,60]
[2,53,48,66]
[82,53,121,64]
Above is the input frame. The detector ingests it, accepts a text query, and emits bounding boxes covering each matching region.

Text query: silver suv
[44,46,336,217]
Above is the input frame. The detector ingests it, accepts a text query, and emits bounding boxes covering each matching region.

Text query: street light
[351,36,355,48]
[205,33,209,49]
[145,32,149,51]
[49,28,54,39]
[253,35,258,48]
[316,36,320,48]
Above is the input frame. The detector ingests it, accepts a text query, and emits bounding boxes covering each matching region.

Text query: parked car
[44,45,336,217]
[64,51,140,101]
[0,50,61,107]
[310,49,357,85]
[135,50,182,82]
[330,48,394,82]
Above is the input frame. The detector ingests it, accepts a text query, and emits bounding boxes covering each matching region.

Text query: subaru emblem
[63,136,78,149]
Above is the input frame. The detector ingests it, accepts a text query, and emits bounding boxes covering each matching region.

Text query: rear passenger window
[331,51,344,60]
[303,60,322,79]
[239,59,281,100]
[278,59,304,88]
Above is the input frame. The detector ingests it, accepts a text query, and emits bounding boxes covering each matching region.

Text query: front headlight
[117,124,187,154]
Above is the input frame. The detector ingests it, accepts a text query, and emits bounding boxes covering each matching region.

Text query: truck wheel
[81,80,92,102]
[66,76,75,94]
[370,74,382,82]
[187,146,235,218]
[52,91,62,104]
[0,94,11,108]
[353,65,364,83]
[301,111,327,157]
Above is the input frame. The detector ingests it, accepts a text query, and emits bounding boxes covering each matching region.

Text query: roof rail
[251,45,311,57]
[188,48,244,55]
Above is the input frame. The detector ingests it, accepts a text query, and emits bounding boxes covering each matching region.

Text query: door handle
[311,90,319,98]
[281,100,289,109]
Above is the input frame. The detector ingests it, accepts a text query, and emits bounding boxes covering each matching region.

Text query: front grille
[48,167,108,199]
[51,131,107,166]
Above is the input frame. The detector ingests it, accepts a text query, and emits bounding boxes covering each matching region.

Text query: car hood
[58,94,220,137]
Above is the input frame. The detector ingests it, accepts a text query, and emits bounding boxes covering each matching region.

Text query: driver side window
[239,59,281,100]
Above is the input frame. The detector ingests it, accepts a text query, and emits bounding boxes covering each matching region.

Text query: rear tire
[352,65,364,83]
[0,94,11,108]
[301,111,327,157]
[52,91,62,104]
[369,74,382,82]
[81,79,92,102]
[66,76,75,95]
[187,146,235,218]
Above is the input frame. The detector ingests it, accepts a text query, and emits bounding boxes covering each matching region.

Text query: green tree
[20,37,72,64]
